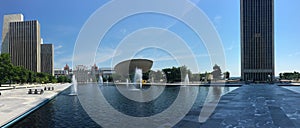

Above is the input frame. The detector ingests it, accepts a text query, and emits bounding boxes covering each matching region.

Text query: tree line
[279,72,300,81]
[110,64,230,83]
[0,53,70,86]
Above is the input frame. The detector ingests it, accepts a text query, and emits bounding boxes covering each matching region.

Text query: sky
[0,0,299,77]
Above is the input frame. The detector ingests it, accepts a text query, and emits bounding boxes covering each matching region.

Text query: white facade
[1,14,23,53]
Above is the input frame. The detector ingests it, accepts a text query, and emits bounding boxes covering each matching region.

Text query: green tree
[57,76,64,83]
[107,75,113,82]
[49,75,57,83]
[223,71,230,80]
[12,66,22,84]
[19,66,28,84]
[162,66,192,83]
[0,53,13,86]
[142,71,150,81]
[279,73,283,79]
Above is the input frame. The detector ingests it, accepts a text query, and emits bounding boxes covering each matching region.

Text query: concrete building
[41,44,54,75]
[9,20,41,72]
[1,14,24,53]
[99,67,115,79]
[241,0,274,81]
[54,68,67,77]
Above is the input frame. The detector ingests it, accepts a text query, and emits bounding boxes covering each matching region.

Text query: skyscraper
[9,20,41,72]
[241,0,274,81]
[1,14,23,53]
[41,44,54,75]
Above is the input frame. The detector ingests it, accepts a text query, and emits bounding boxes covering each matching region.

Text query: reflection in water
[12,84,238,127]
[198,86,229,123]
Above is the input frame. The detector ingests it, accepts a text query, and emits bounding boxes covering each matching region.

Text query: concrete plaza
[0,83,71,127]
[176,84,300,127]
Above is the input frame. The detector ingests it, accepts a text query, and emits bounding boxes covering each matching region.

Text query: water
[184,74,189,85]
[126,79,129,88]
[69,75,78,95]
[11,84,238,127]
[99,75,103,85]
[134,68,143,89]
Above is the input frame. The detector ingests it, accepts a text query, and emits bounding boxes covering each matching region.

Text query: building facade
[241,0,274,81]
[1,14,23,53]
[9,20,41,72]
[41,44,54,75]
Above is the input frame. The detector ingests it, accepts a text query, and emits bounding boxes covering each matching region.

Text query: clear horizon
[0,0,299,77]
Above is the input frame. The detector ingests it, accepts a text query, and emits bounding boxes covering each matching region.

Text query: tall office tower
[9,20,41,72]
[1,14,24,53]
[241,0,274,81]
[41,44,54,75]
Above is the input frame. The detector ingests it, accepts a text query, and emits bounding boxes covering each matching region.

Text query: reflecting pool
[11,84,238,127]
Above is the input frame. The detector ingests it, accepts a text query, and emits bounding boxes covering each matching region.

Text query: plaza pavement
[0,83,71,127]
[175,84,300,128]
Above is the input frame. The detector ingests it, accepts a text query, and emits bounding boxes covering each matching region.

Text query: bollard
[28,89,32,94]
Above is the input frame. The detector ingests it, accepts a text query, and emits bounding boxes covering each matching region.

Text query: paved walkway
[176,85,300,128]
[0,83,71,127]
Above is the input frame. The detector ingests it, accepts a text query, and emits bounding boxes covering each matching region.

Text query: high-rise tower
[1,14,23,53]
[9,20,41,72]
[241,0,274,81]
[41,44,54,75]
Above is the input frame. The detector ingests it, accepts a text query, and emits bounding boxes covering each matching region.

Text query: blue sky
[0,0,299,77]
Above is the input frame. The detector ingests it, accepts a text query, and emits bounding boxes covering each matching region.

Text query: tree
[211,64,222,80]
[49,75,57,83]
[142,71,150,81]
[223,71,230,80]
[19,66,28,84]
[12,66,22,84]
[162,66,192,83]
[0,53,13,86]
[279,73,283,79]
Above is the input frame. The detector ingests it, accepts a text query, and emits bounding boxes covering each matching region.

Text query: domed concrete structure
[114,59,153,76]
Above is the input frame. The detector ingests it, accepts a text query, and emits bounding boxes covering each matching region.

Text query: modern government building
[241,0,274,81]
[1,14,54,75]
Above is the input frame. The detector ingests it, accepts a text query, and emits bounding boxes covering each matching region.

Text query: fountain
[99,75,103,85]
[151,77,154,84]
[134,68,143,89]
[69,75,78,96]
[184,74,189,86]
[126,78,129,88]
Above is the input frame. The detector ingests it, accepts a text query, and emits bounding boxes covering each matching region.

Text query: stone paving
[0,83,71,127]
[176,84,300,128]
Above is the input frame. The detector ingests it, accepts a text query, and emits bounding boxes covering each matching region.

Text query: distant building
[1,14,23,53]
[8,20,41,72]
[99,68,115,79]
[64,64,72,75]
[54,68,67,77]
[2,14,54,73]
[241,0,274,81]
[74,65,90,83]
[41,44,54,75]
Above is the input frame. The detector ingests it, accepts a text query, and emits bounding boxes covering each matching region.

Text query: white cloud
[213,15,222,28]
[54,51,65,56]
[54,45,63,50]
[214,16,222,23]
[226,41,238,51]
[288,52,300,57]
